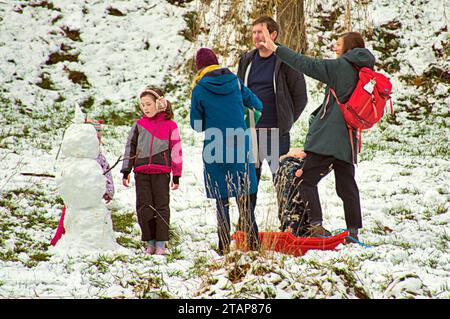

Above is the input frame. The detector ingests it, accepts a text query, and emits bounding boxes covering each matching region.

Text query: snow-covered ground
[0,0,448,298]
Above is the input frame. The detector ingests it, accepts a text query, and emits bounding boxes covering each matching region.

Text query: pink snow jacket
[121,112,183,183]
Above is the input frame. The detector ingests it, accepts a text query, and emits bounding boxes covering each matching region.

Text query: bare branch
[0,158,26,192]
[21,173,56,178]
[102,154,137,176]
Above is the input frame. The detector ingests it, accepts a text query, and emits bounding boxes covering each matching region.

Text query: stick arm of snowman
[102,153,138,176]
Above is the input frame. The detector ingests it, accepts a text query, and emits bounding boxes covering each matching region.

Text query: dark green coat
[275,46,375,164]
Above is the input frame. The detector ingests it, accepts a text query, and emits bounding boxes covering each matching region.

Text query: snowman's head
[60,124,100,159]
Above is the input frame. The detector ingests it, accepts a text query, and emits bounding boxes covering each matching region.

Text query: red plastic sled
[231,230,349,256]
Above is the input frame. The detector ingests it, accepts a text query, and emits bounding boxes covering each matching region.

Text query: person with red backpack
[259,29,392,243]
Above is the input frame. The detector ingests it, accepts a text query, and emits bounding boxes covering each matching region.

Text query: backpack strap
[326,88,360,165]
[347,126,361,165]
[322,88,341,119]
[326,86,364,164]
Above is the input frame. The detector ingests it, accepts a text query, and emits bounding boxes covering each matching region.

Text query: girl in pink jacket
[121,87,183,255]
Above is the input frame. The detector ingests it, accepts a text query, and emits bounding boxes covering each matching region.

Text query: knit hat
[195,48,219,71]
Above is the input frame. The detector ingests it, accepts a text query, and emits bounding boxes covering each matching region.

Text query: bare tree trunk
[344,0,352,31]
[277,0,307,53]
[253,0,276,17]
[247,0,277,48]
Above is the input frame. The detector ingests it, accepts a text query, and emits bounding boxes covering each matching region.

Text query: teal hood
[197,68,239,95]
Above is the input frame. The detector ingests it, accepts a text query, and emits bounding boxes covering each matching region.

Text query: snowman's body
[53,123,119,254]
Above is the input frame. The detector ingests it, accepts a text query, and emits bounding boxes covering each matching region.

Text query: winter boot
[145,240,156,254]
[345,230,359,245]
[155,241,167,255]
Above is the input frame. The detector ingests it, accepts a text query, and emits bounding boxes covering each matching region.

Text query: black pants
[135,173,170,241]
[216,193,259,254]
[297,152,362,230]
[251,130,290,209]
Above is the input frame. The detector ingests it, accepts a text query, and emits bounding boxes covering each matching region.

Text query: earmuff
[142,89,168,112]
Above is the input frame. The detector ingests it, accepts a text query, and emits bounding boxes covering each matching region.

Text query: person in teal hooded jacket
[190,48,263,255]
[259,29,375,243]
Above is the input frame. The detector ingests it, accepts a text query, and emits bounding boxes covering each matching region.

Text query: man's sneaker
[305,224,332,237]
[145,246,156,255]
[155,247,166,255]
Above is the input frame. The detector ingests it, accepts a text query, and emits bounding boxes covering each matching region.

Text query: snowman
[51,104,120,254]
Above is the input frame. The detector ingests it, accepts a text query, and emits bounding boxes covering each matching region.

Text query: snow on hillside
[0,0,448,299]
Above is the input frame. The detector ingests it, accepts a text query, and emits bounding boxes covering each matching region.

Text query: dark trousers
[251,130,290,209]
[297,152,362,230]
[216,193,259,254]
[135,173,170,241]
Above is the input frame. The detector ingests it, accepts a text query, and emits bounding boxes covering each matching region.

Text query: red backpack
[323,66,393,162]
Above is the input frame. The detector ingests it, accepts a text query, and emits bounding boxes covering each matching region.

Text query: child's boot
[145,240,156,254]
[155,241,167,255]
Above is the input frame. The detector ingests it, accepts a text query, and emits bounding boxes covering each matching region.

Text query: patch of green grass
[111,211,136,234]
[116,236,142,249]
[332,266,370,299]
[89,254,129,273]
[24,210,58,229]
[370,219,392,235]
[0,186,63,266]
[207,277,219,285]
[0,250,20,262]
[436,204,448,215]
[97,108,139,126]
[129,271,167,298]
[179,11,199,42]
[158,290,173,299]
[435,231,450,251]
[227,261,251,284]
[80,95,95,109]
[168,269,184,277]
[0,235,51,267]
[24,252,52,268]
[400,187,420,195]
[166,246,184,263]
[389,207,417,221]
[191,255,209,277]
[262,285,277,298]
[395,241,413,249]
[29,252,51,262]
[101,99,113,106]
[168,225,182,247]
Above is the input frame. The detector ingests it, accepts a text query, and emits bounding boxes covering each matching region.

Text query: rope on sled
[333,228,372,248]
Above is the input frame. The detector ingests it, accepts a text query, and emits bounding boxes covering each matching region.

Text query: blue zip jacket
[190,68,262,199]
